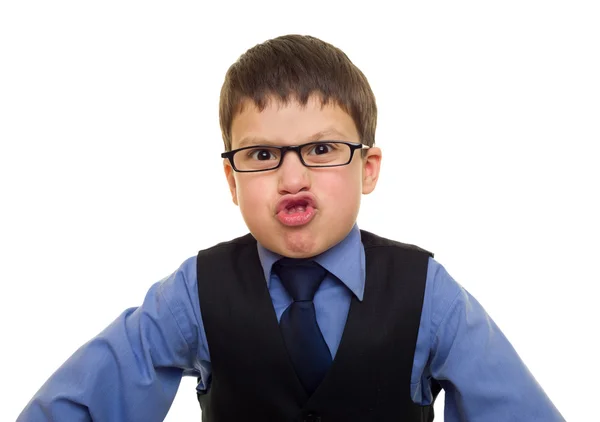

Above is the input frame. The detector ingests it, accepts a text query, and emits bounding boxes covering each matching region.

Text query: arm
[427,260,565,421]
[17,257,201,422]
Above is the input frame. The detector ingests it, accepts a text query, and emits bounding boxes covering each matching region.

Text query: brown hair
[219,34,377,151]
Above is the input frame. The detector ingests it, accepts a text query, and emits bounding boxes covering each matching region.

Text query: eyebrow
[236,129,350,149]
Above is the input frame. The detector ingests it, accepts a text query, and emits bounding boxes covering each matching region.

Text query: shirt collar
[256,223,365,301]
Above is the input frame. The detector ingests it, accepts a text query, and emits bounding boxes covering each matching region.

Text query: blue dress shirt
[18,225,564,421]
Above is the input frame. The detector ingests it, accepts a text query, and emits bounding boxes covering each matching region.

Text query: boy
[18,34,564,421]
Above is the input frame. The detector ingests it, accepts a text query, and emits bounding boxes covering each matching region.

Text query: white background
[1,1,598,421]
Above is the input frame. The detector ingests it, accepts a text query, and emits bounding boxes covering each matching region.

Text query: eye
[308,143,335,155]
[248,148,277,161]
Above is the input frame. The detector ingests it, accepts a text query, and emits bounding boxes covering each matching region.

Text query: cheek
[318,168,362,206]
[236,176,273,212]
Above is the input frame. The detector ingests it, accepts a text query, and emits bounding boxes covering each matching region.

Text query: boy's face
[224,94,382,258]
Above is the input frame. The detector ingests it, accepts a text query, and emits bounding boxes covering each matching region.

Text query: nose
[277,149,311,195]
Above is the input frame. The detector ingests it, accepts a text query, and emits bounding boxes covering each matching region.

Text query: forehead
[231,95,359,149]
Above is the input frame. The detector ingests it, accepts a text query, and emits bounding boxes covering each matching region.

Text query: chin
[279,222,347,258]
[250,223,322,258]
[280,233,321,258]
[249,214,352,258]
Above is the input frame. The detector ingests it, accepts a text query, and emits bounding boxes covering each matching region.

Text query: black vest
[196,230,441,421]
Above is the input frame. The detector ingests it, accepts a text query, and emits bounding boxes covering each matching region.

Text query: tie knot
[272,258,327,302]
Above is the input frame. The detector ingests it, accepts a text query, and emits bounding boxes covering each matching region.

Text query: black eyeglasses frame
[221,141,366,173]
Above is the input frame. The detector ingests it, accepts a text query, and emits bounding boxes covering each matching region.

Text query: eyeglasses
[221,141,365,173]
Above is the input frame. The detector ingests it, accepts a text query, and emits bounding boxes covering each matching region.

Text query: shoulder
[359,229,434,258]
[197,233,256,255]
[158,254,199,299]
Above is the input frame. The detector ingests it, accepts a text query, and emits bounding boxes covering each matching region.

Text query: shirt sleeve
[17,256,202,422]
[426,259,565,421]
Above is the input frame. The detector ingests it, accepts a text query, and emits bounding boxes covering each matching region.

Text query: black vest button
[303,413,321,422]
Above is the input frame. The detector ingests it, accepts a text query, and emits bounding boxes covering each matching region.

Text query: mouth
[276,195,317,227]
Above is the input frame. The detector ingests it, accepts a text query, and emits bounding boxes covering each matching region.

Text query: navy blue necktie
[273,258,332,395]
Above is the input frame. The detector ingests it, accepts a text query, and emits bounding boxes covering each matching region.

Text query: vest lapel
[236,236,309,403]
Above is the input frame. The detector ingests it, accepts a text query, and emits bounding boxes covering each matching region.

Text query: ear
[223,160,239,205]
[361,146,382,195]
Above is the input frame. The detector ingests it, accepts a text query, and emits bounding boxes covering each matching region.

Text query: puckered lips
[275,193,317,227]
